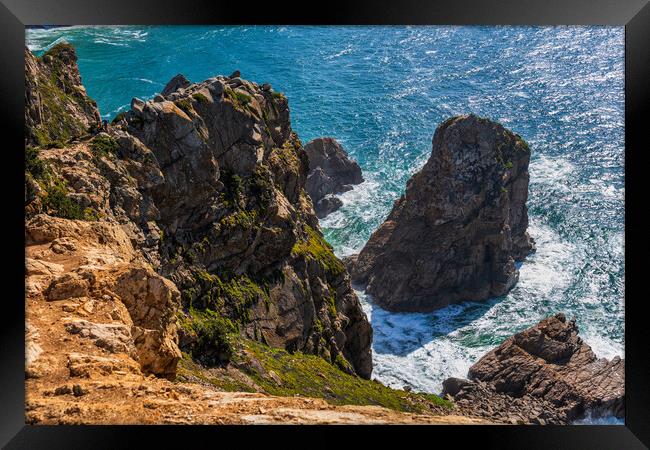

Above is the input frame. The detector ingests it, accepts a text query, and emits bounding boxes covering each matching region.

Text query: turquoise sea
[26,26,625,415]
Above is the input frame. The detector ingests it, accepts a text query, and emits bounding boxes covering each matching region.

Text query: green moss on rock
[90,134,120,158]
[292,225,345,276]
[228,338,451,413]
[178,308,238,365]
[192,92,209,104]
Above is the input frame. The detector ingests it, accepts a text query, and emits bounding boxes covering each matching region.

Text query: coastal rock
[304,138,364,218]
[350,114,535,312]
[161,74,190,97]
[24,44,372,381]
[468,313,624,420]
[443,377,568,424]
[131,74,371,377]
[24,44,101,147]
[443,313,624,423]
[25,214,182,379]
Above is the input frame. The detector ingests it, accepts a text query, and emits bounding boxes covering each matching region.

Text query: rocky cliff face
[25,44,372,379]
[349,114,535,312]
[304,138,363,218]
[25,44,101,147]
[443,314,624,423]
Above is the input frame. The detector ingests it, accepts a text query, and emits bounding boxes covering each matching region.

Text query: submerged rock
[350,114,535,312]
[443,313,624,423]
[305,138,364,218]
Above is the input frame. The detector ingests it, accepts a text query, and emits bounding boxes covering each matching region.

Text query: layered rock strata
[304,137,363,218]
[442,313,624,423]
[349,114,535,312]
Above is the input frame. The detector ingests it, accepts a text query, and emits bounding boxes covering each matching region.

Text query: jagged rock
[67,353,142,378]
[350,114,535,312]
[112,267,182,378]
[161,74,190,97]
[305,138,364,218]
[26,214,182,379]
[24,44,101,147]
[47,273,90,300]
[442,314,624,423]
[316,196,343,218]
[24,46,373,381]
[467,313,624,420]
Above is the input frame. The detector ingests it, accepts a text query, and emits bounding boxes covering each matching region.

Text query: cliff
[25,43,372,382]
[24,44,101,147]
[349,114,535,312]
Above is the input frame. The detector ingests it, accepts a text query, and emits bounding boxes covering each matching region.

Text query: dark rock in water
[161,74,190,97]
[443,313,625,423]
[304,138,364,218]
[314,196,343,219]
[24,44,101,147]
[261,83,272,91]
[229,70,241,79]
[350,114,535,312]
[441,377,472,397]
[468,313,625,420]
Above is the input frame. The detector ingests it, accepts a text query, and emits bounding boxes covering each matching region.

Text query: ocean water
[26,26,625,405]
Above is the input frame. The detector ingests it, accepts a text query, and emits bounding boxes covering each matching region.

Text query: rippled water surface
[27,26,625,399]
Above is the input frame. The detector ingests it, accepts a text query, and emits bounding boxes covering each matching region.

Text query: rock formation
[349,114,535,312]
[442,313,624,423]
[24,44,101,147]
[25,44,372,380]
[26,214,182,379]
[304,137,363,218]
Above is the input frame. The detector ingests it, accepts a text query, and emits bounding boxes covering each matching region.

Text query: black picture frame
[2,0,648,447]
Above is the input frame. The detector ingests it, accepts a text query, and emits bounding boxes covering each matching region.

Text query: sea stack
[305,138,364,218]
[349,114,535,312]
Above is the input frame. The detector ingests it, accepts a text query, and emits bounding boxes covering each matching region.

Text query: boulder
[161,73,190,97]
[304,137,363,218]
[350,114,535,312]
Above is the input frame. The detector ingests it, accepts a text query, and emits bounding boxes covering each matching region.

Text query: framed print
[1,0,648,447]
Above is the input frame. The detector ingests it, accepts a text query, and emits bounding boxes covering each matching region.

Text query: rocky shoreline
[24,42,623,425]
[442,314,624,424]
[304,137,363,218]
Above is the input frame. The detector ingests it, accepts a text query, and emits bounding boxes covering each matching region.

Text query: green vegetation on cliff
[27,43,98,147]
[292,225,345,276]
[176,336,452,414]
[177,308,237,365]
[25,146,99,221]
